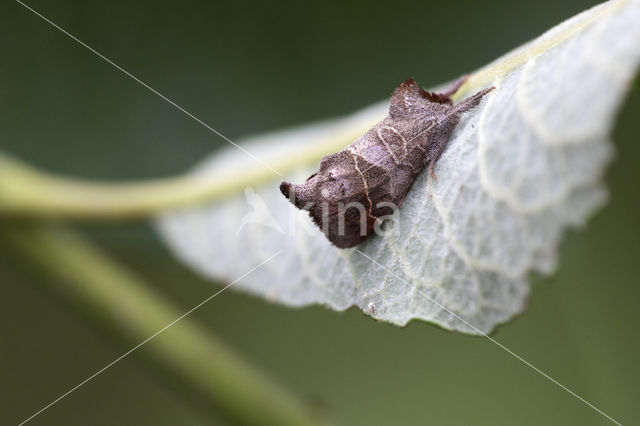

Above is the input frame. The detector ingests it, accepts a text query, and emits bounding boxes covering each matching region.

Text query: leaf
[155,0,640,334]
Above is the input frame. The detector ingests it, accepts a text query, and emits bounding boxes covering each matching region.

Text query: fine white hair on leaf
[156,0,640,334]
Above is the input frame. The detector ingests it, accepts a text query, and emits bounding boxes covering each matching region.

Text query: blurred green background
[1,0,638,425]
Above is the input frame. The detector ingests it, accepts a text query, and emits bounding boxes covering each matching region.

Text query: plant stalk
[2,223,332,426]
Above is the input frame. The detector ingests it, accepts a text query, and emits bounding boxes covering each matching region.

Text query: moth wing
[375,125,410,165]
[390,79,425,118]
[390,78,453,120]
[352,154,392,210]
[315,151,369,203]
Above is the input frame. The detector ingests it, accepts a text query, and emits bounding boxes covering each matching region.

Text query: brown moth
[280,76,494,248]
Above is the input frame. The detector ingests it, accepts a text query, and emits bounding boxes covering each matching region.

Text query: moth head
[281,173,363,215]
[279,180,314,210]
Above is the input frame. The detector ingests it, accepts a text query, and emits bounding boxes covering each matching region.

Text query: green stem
[2,223,332,426]
[0,1,619,221]
[0,120,369,220]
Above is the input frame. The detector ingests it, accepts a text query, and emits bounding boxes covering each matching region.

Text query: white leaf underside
[156,0,640,334]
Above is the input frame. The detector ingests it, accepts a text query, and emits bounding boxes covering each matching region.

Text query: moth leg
[436,74,470,98]
[428,163,438,180]
[426,126,454,180]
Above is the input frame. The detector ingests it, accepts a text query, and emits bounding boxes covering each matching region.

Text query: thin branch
[0,1,618,220]
[0,122,366,219]
[2,223,332,426]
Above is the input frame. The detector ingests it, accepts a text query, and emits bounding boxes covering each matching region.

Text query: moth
[280,76,494,248]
